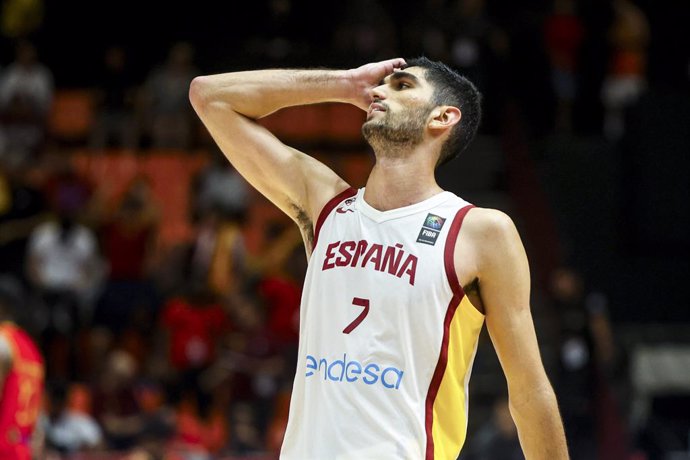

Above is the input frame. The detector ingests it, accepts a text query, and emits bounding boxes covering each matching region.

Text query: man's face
[362,67,437,151]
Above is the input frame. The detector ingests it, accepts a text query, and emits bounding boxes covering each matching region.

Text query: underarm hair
[290,201,313,250]
[464,278,480,295]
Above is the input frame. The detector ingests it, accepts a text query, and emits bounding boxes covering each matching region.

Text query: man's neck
[363,148,443,211]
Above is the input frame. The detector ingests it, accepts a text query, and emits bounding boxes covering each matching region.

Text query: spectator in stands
[397,0,447,65]
[265,390,291,455]
[89,45,139,150]
[551,267,617,460]
[41,153,95,224]
[169,202,247,299]
[130,381,176,458]
[0,40,53,167]
[0,161,49,282]
[192,149,248,224]
[26,170,104,379]
[249,221,303,348]
[259,276,300,347]
[160,283,231,418]
[95,175,159,333]
[217,291,289,441]
[463,396,524,460]
[602,0,649,140]
[171,394,228,458]
[446,0,509,133]
[448,0,491,83]
[332,0,397,64]
[229,402,264,455]
[244,0,300,63]
[140,42,198,150]
[44,382,104,454]
[91,349,145,450]
[545,0,584,133]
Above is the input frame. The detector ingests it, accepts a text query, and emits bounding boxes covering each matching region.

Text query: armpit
[463,277,480,295]
[290,201,314,252]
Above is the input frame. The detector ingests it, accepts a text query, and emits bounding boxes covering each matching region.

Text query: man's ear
[428,106,462,132]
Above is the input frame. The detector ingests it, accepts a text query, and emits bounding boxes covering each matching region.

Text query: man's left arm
[462,208,568,459]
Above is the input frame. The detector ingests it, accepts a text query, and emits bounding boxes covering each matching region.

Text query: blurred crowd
[0,145,306,457]
[1,0,689,459]
[0,0,665,159]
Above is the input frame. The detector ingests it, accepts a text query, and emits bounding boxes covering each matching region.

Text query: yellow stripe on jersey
[432,296,485,459]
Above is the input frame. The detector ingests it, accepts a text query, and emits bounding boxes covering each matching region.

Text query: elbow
[508,380,558,414]
[189,76,210,112]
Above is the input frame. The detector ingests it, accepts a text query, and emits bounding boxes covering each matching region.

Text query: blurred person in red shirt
[0,276,45,460]
[545,0,584,133]
[248,222,304,348]
[95,175,160,334]
[161,283,231,417]
[602,0,649,139]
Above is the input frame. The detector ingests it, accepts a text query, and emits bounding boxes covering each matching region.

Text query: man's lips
[368,102,387,115]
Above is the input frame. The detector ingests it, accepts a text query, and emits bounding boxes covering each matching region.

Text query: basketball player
[0,280,45,460]
[189,57,568,459]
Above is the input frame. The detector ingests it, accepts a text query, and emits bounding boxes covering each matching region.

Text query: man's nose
[369,84,387,101]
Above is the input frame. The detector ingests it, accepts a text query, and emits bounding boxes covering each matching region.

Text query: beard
[362,104,433,156]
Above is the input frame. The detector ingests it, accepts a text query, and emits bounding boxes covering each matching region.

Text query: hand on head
[347,58,407,111]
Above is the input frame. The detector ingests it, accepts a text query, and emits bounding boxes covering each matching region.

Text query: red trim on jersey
[424,204,474,460]
[443,205,474,299]
[312,187,358,250]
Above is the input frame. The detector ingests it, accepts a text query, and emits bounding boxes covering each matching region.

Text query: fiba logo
[417,213,446,246]
[423,214,446,230]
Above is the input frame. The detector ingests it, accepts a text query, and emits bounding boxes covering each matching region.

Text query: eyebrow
[382,71,421,86]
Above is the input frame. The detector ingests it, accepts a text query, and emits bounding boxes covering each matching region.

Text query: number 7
[343,297,370,334]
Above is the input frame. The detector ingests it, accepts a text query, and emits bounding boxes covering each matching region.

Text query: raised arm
[459,208,569,459]
[188,58,405,252]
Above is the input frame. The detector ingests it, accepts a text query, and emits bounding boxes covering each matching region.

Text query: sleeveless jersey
[0,322,44,460]
[281,188,485,460]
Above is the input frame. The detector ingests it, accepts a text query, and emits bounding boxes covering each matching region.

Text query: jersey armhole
[443,205,482,315]
[312,187,358,250]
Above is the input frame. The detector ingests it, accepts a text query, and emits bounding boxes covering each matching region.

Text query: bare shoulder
[455,207,526,286]
[460,207,522,255]
[463,207,516,236]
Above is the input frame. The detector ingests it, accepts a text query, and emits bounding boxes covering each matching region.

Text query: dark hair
[405,57,482,166]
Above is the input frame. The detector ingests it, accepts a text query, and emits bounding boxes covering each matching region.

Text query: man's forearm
[510,385,569,459]
[189,68,354,119]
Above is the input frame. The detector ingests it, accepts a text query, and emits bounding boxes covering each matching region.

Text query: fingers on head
[382,58,405,72]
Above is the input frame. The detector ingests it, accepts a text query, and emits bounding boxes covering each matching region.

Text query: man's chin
[361,120,381,142]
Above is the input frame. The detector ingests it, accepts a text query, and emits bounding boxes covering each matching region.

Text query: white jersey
[281,187,485,460]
